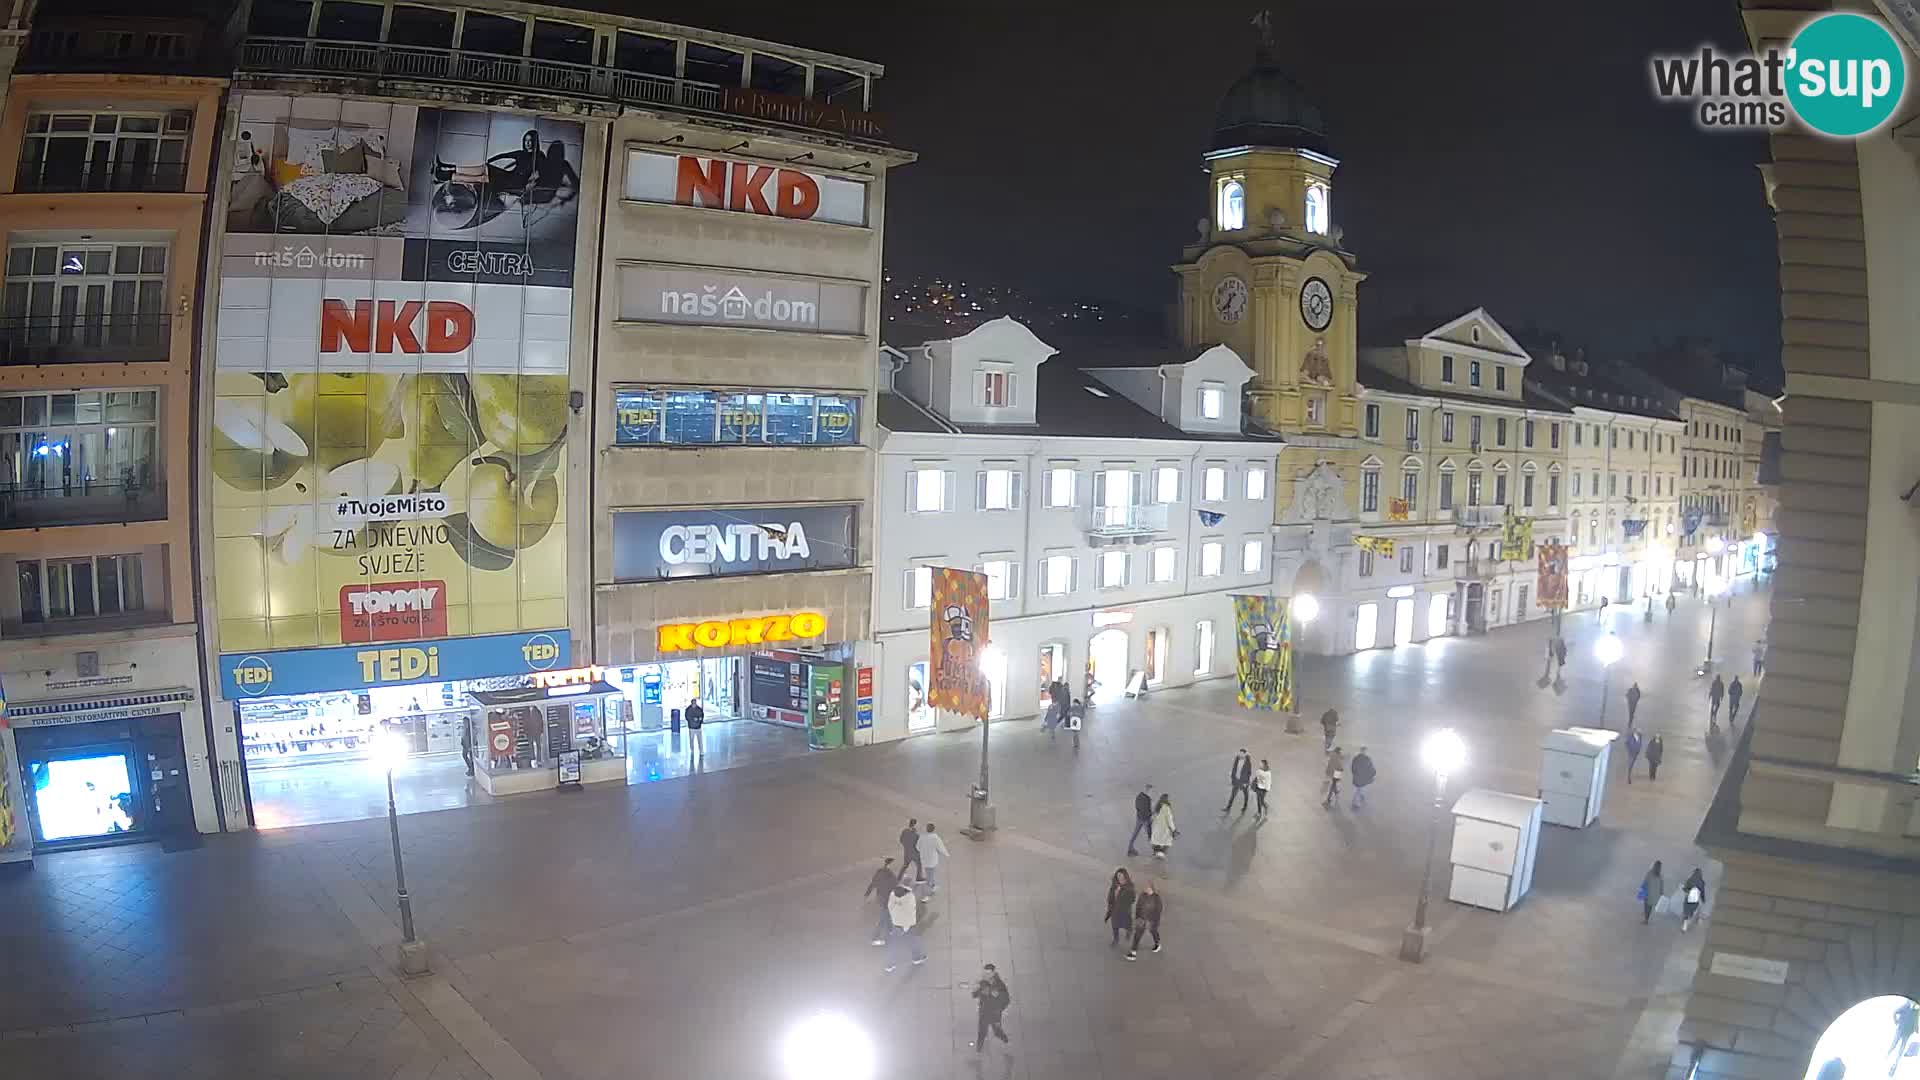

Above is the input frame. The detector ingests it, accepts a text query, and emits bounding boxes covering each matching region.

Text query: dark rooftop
[881,360,1278,443]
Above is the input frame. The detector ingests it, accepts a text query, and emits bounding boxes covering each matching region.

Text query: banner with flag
[1499,512,1534,561]
[1354,535,1396,557]
[1537,541,1569,609]
[1232,595,1294,712]
[1387,497,1411,521]
[928,567,991,720]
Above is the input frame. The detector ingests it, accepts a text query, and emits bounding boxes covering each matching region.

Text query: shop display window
[471,684,624,777]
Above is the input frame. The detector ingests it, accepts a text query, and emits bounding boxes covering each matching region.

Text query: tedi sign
[612,504,857,583]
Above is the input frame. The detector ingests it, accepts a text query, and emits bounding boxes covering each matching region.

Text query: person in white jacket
[1149,794,1177,858]
[884,884,925,972]
[919,822,952,895]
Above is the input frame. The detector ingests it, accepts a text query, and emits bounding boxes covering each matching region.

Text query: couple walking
[1103,868,1164,960]
[1640,861,1709,931]
[1222,750,1272,815]
[1707,674,1745,731]
[1127,785,1179,858]
[1323,746,1376,809]
[1623,728,1665,782]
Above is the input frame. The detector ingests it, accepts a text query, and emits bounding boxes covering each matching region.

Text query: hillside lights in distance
[781,1013,875,1080]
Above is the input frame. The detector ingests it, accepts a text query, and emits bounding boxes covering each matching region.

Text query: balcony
[1452,505,1506,529]
[1453,558,1499,581]
[14,161,189,195]
[236,37,887,143]
[0,481,166,530]
[1080,502,1172,541]
[0,315,171,366]
[18,18,226,76]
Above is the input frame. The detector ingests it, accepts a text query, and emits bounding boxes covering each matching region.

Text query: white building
[865,317,1280,741]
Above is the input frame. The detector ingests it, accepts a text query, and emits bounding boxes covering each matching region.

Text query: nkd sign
[618,265,865,336]
[612,504,858,583]
[625,150,868,227]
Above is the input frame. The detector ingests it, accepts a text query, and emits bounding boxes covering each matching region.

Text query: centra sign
[657,612,826,652]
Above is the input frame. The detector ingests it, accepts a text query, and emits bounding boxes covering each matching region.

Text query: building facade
[0,4,227,865]
[1676,394,1752,591]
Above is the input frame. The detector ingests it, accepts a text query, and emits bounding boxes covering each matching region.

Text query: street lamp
[369,732,428,974]
[780,1013,876,1080]
[969,644,1002,835]
[1595,633,1623,729]
[1401,728,1467,964]
[1696,574,1727,677]
[1285,593,1320,735]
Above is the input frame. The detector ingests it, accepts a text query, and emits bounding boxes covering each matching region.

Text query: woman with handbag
[1104,868,1135,947]
[1322,747,1347,809]
[1681,867,1708,932]
[1639,860,1664,925]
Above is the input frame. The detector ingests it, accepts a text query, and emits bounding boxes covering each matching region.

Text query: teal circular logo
[1787,13,1906,137]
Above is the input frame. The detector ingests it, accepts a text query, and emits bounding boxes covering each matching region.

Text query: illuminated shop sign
[218,630,567,699]
[656,612,827,653]
[624,150,869,226]
[612,504,857,582]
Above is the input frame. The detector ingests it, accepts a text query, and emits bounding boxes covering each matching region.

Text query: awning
[469,682,620,707]
[7,687,196,728]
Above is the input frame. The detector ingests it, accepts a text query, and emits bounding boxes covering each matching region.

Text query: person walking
[1639,860,1665,925]
[1680,867,1708,932]
[1148,794,1177,859]
[1752,640,1765,677]
[1626,682,1642,726]
[1125,880,1163,960]
[1068,696,1086,751]
[684,697,705,757]
[863,857,898,945]
[1350,746,1376,809]
[1127,784,1153,856]
[1555,637,1569,673]
[1624,727,1644,784]
[1322,746,1346,809]
[1223,748,1253,814]
[1708,674,1726,730]
[1646,733,1666,781]
[1045,679,1068,739]
[1666,592,1677,617]
[1252,759,1273,816]
[899,817,924,883]
[1320,707,1340,752]
[1104,868,1135,948]
[919,822,951,895]
[459,716,475,777]
[970,964,1011,1051]
[1728,675,1744,727]
[883,882,926,971]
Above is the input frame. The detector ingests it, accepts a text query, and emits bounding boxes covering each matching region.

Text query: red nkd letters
[320,299,476,354]
[674,157,822,220]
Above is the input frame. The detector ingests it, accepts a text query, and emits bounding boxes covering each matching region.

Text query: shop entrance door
[15,726,144,848]
[1393,600,1414,646]
[1089,629,1128,704]
[1144,628,1166,685]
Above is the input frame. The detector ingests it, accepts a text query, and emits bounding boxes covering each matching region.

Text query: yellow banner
[1500,513,1534,562]
[1354,535,1396,557]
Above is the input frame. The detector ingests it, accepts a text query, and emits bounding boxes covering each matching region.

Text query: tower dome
[1212,45,1328,154]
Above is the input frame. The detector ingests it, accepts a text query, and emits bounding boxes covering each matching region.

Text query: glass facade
[614,387,860,446]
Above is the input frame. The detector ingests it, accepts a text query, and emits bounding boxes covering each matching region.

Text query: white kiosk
[1540,726,1619,828]
[1448,789,1543,912]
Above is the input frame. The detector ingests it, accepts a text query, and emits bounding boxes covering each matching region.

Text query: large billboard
[611,504,858,583]
[211,95,582,662]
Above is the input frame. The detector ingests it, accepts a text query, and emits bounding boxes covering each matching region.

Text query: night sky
[692,1,1781,375]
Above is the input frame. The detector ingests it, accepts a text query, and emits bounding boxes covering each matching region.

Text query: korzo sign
[612,504,857,583]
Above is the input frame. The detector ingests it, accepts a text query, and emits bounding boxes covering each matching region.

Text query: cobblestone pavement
[0,586,1773,1079]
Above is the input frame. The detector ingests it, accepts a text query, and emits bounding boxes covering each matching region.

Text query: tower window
[1219,179,1245,231]
[1304,182,1329,234]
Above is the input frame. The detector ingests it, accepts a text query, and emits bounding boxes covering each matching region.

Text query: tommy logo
[340,581,449,642]
[320,299,476,354]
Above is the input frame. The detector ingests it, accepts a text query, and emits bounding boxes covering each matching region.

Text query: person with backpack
[1680,867,1708,932]
[1252,758,1273,816]
[1727,675,1744,727]
[1322,746,1346,809]
[1708,674,1726,730]
[1320,708,1340,752]
[1639,860,1664,925]
[1624,728,1644,784]
[971,964,1011,1051]
[1125,880,1163,960]
[1625,682,1642,727]
[1349,747,1376,809]
[1127,784,1153,856]
[1104,868,1135,947]
[1646,733,1666,781]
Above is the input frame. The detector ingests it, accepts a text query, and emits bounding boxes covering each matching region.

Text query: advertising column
[207,96,582,729]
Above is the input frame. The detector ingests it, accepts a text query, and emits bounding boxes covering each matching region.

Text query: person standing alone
[684,698,705,758]
[918,822,950,895]
[1127,784,1153,856]
[1126,880,1163,960]
[899,818,923,883]
[1625,682,1642,727]
[1223,749,1253,814]
[1646,733,1665,781]
[971,964,1011,1051]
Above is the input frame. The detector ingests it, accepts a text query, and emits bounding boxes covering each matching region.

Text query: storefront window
[661,389,719,444]
[719,392,763,443]
[906,661,934,732]
[613,388,662,444]
[613,387,861,447]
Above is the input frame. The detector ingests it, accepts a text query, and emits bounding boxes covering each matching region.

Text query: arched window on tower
[1219,179,1245,231]
[1305,182,1330,234]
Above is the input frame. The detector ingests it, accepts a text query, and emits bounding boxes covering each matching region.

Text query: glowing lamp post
[370,732,427,974]
[1595,633,1623,729]
[1401,728,1466,963]
[970,644,1003,835]
[1285,593,1319,734]
[781,1013,876,1080]
[1697,568,1728,677]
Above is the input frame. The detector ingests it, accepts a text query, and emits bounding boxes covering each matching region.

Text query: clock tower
[1173,31,1365,437]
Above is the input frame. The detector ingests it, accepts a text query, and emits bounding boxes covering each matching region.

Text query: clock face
[1300,277,1334,332]
[1212,276,1249,325]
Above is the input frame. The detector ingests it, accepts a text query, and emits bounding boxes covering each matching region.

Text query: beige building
[1676,394,1752,590]
[1672,2,1920,1077]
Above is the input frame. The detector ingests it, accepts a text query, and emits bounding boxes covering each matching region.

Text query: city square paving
[0,587,1772,1079]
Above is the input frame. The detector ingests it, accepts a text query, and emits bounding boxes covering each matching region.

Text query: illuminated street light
[1402,728,1467,963]
[781,1013,876,1080]
[1285,594,1319,734]
[1292,593,1320,623]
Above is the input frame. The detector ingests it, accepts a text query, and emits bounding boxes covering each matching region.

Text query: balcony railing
[1452,505,1507,528]
[1454,560,1499,581]
[1081,502,1172,539]
[237,36,885,142]
[0,315,172,366]
[14,161,190,195]
[0,482,166,530]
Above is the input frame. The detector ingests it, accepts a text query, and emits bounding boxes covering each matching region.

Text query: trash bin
[670,707,681,734]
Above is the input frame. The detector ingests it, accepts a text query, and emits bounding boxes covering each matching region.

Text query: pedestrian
[919,822,951,895]
[1624,727,1644,784]
[1728,675,1744,726]
[1626,682,1642,726]
[685,697,705,757]
[970,964,1011,1051]
[883,882,926,971]
[899,817,923,883]
[1555,637,1568,672]
[1223,748,1253,813]
[1104,868,1135,947]
[1680,867,1708,932]
[1666,593,1677,616]
[1543,637,1556,677]
[1149,793,1177,859]
[1752,640,1765,676]
[1126,880,1163,960]
[1646,733,1665,781]
[1045,679,1067,738]
[1350,746,1376,809]
[1127,784,1153,856]
[1252,758,1272,816]
[459,716,475,777]
[1320,707,1340,751]
[1322,746,1346,809]
[1068,696,1086,751]
[864,857,898,945]
[1639,859,1665,925]
[1708,674,1725,729]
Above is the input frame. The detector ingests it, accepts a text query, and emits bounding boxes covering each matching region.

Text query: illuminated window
[1241,538,1263,573]
[1218,179,1245,231]
[1045,466,1075,508]
[1199,381,1225,419]
[1304,182,1329,234]
[1099,550,1128,588]
[1202,465,1227,502]
[1151,546,1177,583]
[1041,554,1074,595]
[1244,465,1267,501]
[1154,466,1179,503]
[1200,541,1223,577]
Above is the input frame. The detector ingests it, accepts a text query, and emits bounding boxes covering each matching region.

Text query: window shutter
[904,568,918,609]
[1006,373,1017,408]
[975,470,989,510]
[1009,470,1024,509]
[943,470,957,512]
[973,372,985,407]
[1070,557,1079,593]
[1129,470,1144,506]
[905,469,919,510]
[1091,470,1107,508]
[1008,564,1020,599]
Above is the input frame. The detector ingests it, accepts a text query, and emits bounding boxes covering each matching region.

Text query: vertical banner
[1500,513,1534,562]
[1537,542,1569,609]
[1233,595,1295,712]
[928,568,990,720]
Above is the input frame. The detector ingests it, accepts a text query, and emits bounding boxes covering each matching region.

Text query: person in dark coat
[863,857,897,945]
[1127,784,1153,856]
[1625,682,1642,726]
[459,717,475,777]
[1640,860,1664,925]
[1624,728,1644,783]
[1222,749,1253,813]
[1320,707,1340,751]
[899,818,923,883]
[1125,880,1163,960]
[684,698,705,757]
[1104,868,1135,947]
[1680,867,1708,932]
[971,964,1011,1051]
[1708,674,1726,729]
[1646,733,1666,781]
[1350,747,1377,809]
[1728,676,1744,726]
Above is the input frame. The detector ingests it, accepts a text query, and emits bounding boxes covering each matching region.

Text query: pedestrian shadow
[967,1049,1014,1080]
[1224,815,1266,892]
[1705,726,1730,765]
[1530,822,1625,896]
